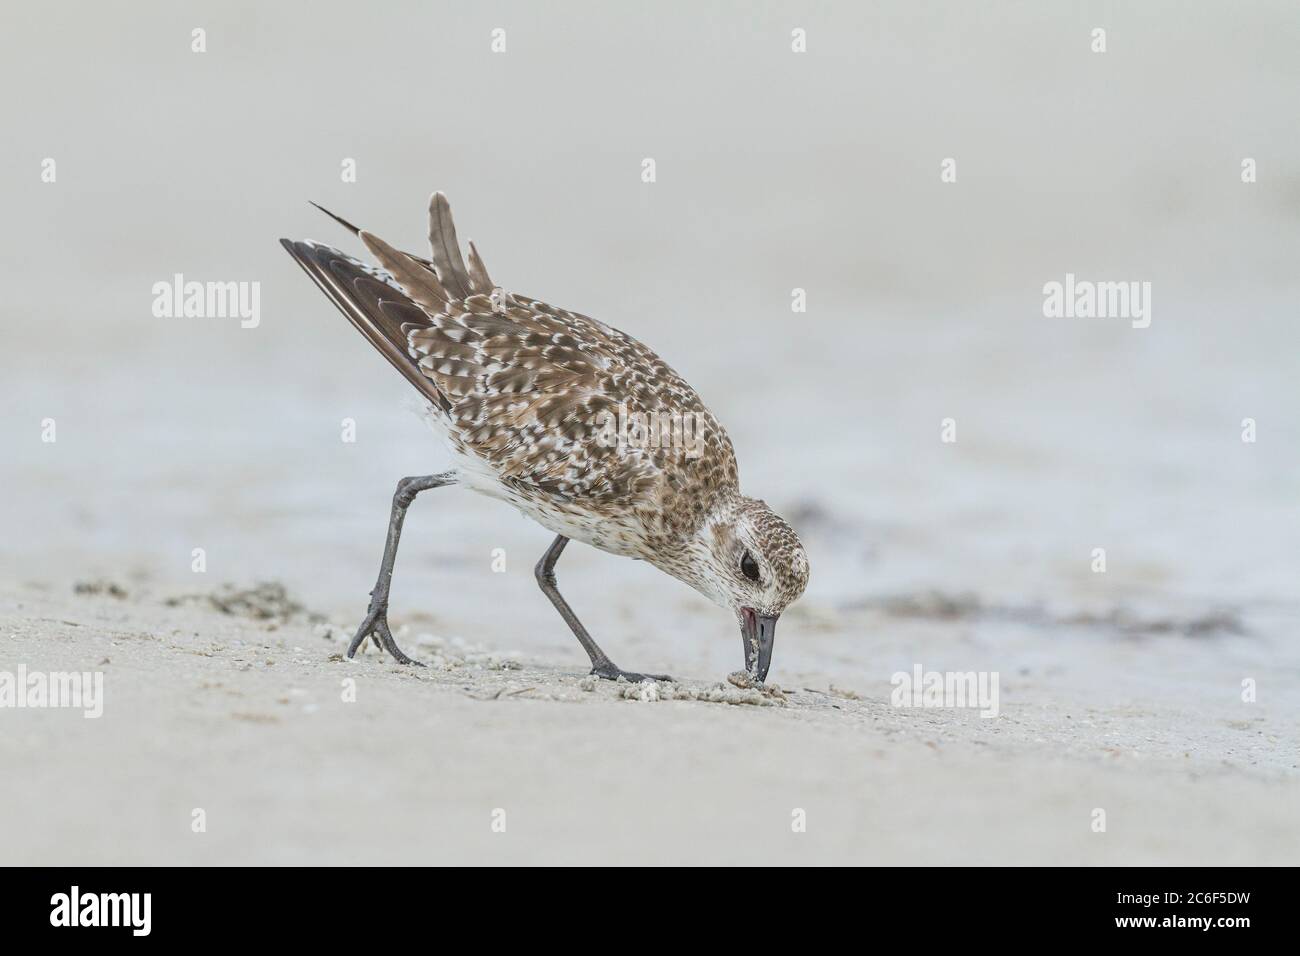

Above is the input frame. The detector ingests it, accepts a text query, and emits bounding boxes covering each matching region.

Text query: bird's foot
[347,601,423,666]
[591,664,673,684]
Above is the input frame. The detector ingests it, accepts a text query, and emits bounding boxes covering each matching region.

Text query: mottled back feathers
[281,194,739,544]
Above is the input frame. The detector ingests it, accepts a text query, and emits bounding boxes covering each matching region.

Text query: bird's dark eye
[739,551,761,583]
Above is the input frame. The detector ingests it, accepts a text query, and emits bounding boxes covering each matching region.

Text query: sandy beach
[3,571,1297,865]
[2,2,1298,865]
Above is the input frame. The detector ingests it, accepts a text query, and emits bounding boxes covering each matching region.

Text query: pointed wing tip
[280,237,312,260]
[308,201,362,236]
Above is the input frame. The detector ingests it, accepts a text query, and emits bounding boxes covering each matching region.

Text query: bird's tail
[280,193,498,415]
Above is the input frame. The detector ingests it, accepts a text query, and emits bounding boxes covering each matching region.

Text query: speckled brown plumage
[281,192,808,680]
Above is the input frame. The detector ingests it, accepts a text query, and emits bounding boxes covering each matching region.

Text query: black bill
[740,608,778,683]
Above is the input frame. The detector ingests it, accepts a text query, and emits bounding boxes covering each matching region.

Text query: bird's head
[662,494,810,683]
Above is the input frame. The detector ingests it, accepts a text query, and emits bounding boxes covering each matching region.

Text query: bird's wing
[279,237,452,414]
[414,287,738,508]
[283,194,739,511]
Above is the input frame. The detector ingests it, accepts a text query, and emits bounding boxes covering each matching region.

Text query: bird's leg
[348,472,457,665]
[534,534,673,683]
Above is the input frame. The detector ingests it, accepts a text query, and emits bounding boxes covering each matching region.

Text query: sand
[2,2,1298,866]
[3,577,1296,866]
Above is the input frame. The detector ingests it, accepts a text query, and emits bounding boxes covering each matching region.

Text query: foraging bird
[280,194,809,682]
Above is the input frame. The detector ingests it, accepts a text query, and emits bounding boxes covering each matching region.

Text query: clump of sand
[166,581,319,624]
[73,579,129,599]
[857,589,1246,638]
[619,676,787,707]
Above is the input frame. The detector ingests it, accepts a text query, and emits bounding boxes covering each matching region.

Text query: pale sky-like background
[2,1,1297,682]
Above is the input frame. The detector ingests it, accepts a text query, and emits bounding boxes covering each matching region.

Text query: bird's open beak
[740,608,778,683]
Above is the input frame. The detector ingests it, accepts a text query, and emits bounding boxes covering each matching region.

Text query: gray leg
[348,472,457,665]
[534,535,672,682]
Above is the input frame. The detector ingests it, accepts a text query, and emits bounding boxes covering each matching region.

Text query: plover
[280,193,809,682]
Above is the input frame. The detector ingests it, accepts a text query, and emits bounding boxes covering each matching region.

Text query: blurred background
[2,1,1298,713]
